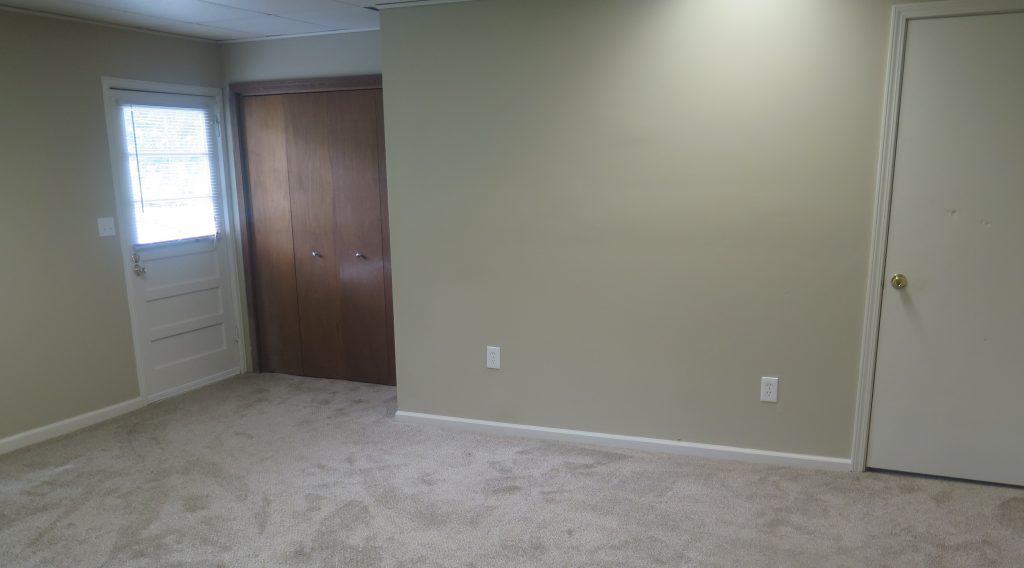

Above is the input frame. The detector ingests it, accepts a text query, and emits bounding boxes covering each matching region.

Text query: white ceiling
[0,0,418,41]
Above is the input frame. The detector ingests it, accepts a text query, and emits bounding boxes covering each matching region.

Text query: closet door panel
[285,93,346,378]
[241,95,302,374]
[326,90,392,383]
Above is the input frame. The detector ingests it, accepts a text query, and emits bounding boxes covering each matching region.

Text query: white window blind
[119,104,222,246]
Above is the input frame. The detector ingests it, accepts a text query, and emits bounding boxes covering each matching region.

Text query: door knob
[890,273,908,290]
[130,252,146,277]
[355,251,367,259]
[311,250,323,258]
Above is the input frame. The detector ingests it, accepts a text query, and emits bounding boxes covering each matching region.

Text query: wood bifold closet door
[240,88,394,385]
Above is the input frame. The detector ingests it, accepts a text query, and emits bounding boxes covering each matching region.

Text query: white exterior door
[104,82,242,400]
[867,12,1024,486]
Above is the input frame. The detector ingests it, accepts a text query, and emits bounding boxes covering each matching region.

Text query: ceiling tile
[213,14,333,36]
[1,0,391,39]
[2,0,209,32]
[202,0,355,15]
[285,3,378,30]
[77,0,260,23]
[0,0,110,19]
[156,20,260,40]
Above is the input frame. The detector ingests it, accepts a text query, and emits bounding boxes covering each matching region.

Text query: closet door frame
[228,75,395,384]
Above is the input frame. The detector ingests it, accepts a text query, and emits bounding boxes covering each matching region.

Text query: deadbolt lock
[890,273,908,290]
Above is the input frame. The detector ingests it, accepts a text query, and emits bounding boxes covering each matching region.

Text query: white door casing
[102,78,245,401]
[853,2,1024,484]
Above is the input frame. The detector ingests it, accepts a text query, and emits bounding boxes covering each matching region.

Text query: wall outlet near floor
[760,377,779,402]
[486,346,501,369]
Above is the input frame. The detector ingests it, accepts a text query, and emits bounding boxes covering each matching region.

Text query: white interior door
[104,84,242,400]
[867,12,1024,486]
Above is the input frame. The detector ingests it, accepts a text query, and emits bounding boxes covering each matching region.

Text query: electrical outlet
[486,346,500,369]
[760,377,779,402]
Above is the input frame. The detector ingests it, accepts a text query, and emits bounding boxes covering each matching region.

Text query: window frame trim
[111,90,223,248]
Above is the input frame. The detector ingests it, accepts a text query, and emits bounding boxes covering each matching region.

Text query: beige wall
[220,30,380,84]
[0,10,222,439]
[383,0,912,458]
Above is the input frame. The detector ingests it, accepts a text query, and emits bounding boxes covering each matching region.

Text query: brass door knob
[130,253,146,277]
[890,273,908,290]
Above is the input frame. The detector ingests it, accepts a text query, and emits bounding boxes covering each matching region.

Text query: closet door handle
[355,251,367,259]
[311,250,324,258]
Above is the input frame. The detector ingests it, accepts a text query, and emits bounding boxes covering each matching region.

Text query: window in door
[118,104,222,246]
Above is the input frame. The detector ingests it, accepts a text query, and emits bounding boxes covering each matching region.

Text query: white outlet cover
[97,217,116,237]
[486,346,500,370]
[760,376,779,403]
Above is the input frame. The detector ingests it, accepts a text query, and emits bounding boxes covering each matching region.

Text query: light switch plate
[97,217,116,237]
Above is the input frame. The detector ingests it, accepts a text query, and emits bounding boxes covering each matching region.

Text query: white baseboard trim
[394,411,853,472]
[0,397,146,456]
[0,368,242,457]
[146,367,240,403]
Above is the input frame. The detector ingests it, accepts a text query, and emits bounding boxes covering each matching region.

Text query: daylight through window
[120,105,220,246]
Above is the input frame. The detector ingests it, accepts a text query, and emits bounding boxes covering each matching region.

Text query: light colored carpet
[0,374,1021,567]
